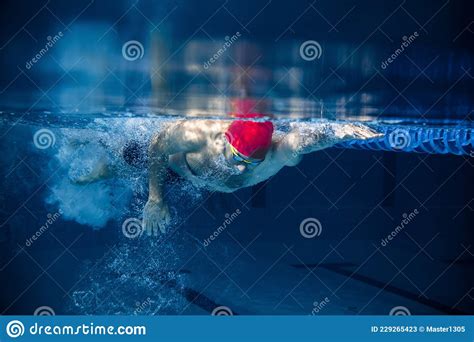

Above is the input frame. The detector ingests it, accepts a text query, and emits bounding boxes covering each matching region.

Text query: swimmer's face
[223,141,264,173]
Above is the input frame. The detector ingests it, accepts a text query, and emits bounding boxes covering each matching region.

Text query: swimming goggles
[229,144,264,167]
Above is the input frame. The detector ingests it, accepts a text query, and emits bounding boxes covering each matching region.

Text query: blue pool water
[1,109,472,315]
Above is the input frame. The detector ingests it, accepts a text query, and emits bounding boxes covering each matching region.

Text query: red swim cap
[225,119,274,159]
[230,98,263,116]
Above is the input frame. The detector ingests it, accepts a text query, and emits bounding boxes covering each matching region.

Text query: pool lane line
[160,278,240,315]
[292,262,467,315]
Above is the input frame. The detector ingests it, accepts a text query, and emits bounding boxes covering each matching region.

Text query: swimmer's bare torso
[167,125,286,193]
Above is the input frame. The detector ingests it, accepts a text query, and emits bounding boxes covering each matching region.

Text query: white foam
[46,121,148,228]
[47,178,131,228]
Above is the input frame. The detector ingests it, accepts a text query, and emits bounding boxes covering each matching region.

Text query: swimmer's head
[224,118,274,171]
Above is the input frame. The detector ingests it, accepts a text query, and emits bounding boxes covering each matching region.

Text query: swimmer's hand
[142,199,171,235]
[333,123,383,141]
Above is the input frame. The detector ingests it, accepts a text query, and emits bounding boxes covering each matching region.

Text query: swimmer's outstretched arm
[273,121,383,166]
[143,121,206,235]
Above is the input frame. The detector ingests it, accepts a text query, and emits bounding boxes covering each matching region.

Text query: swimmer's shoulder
[160,119,230,154]
[168,119,230,135]
[265,131,302,167]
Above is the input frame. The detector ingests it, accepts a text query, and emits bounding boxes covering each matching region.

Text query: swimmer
[141,117,383,235]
